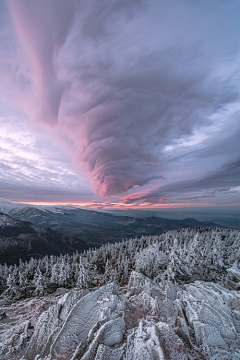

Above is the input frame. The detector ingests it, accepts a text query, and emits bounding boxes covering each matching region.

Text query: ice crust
[0,271,239,359]
[23,289,88,360]
[182,281,240,358]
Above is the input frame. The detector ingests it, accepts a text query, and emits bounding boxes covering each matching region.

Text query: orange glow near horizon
[13,200,237,210]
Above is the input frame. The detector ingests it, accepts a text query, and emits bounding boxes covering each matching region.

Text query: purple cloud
[0,0,239,205]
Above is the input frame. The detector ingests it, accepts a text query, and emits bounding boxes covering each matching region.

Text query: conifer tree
[77,256,90,289]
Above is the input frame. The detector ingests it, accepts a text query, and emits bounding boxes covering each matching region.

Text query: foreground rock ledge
[0,271,239,360]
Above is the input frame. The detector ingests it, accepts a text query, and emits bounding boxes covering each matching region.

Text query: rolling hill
[0,212,88,265]
[6,206,220,245]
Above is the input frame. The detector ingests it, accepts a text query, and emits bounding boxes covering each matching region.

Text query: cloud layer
[0,0,240,206]
[0,114,95,203]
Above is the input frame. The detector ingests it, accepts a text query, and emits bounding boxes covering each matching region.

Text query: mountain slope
[6,206,220,245]
[0,212,88,265]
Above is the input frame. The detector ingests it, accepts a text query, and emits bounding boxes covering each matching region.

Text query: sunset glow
[0,0,239,210]
[14,201,240,212]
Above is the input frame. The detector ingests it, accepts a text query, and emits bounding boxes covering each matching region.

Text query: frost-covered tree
[77,257,90,289]
[0,227,239,300]
[3,265,20,299]
[34,269,47,296]
[135,244,168,279]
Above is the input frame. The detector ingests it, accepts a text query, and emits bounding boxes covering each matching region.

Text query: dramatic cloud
[6,0,76,124]
[0,114,96,203]
[0,0,239,206]
[123,158,240,205]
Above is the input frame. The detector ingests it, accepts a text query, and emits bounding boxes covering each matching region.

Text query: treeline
[0,227,239,300]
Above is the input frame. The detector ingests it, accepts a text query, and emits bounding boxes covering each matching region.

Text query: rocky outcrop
[126,272,240,359]
[22,283,126,360]
[1,269,240,359]
[0,271,229,360]
[182,281,240,359]
[50,283,123,360]
[23,289,88,360]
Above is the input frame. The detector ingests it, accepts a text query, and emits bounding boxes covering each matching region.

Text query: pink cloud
[2,0,240,203]
[6,0,75,124]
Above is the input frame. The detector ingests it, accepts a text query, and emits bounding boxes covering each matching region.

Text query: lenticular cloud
[6,0,240,197]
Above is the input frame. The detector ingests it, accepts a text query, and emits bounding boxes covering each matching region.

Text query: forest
[1,227,239,300]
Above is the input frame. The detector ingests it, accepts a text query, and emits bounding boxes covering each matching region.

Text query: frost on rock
[94,343,125,360]
[21,282,123,360]
[125,319,189,360]
[50,282,120,359]
[125,274,192,360]
[125,271,240,360]
[0,227,239,360]
[227,263,240,289]
[23,289,88,360]
[0,320,32,358]
[0,293,67,360]
[100,317,125,346]
[71,317,125,360]
[1,271,240,360]
[125,320,166,360]
[182,281,240,359]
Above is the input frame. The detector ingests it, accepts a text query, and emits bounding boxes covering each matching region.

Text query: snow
[23,289,88,360]
[94,343,125,360]
[125,320,166,360]
[0,291,67,360]
[0,227,239,359]
[0,214,19,227]
[182,281,240,358]
[50,283,120,359]
[100,317,125,346]
[227,263,240,282]
[1,273,240,360]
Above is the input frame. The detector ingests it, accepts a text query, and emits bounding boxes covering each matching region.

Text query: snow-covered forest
[1,227,239,300]
[0,227,240,360]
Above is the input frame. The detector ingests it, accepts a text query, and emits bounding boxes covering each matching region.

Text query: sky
[0,0,239,210]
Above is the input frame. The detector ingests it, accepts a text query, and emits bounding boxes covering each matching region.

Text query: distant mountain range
[0,203,225,264]
[104,208,240,230]
[4,206,220,245]
[0,212,88,265]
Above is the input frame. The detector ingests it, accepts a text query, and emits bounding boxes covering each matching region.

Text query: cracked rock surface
[1,271,240,360]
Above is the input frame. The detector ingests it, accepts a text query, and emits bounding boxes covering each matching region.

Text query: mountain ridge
[4,205,222,245]
[0,212,88,265]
